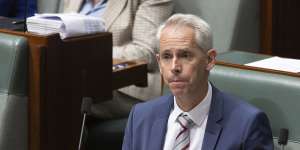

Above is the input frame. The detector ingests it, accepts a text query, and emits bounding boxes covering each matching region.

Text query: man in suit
[0,0,37,18]
[63,0,173,118]
[122,14,274,150]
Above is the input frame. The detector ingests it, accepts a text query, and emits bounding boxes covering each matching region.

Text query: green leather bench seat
[0,33,28,150]
[209,54,300,149]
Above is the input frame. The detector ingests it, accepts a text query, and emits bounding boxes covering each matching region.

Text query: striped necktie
[173,113,195,150]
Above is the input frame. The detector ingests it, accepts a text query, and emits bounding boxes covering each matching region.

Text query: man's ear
[206,49,217,71]
[156,53,162,73]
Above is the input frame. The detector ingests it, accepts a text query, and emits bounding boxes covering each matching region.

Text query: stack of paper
[245,56,300,73]
[26,13,106,39]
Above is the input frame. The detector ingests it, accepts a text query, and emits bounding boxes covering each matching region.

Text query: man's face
[157,25,216,99]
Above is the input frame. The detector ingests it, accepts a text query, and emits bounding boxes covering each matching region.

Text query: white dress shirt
[79,0,108,17]
[163,82,212,150]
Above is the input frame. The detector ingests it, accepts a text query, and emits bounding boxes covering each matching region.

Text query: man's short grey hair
[156,13,213,52]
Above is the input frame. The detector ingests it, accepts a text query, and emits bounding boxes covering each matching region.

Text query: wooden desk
[113,59,147,90]
[0,29,148,150]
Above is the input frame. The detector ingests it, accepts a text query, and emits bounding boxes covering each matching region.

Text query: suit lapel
[148,95,173,150]
[202,86,224,150]
[148,118,168,149]
[102,0,127,29]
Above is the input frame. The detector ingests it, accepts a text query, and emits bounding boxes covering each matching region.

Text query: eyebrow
[160,48,191,53]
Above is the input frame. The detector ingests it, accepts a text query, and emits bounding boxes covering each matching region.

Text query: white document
[245,56,300,73]
[27,13,106,39]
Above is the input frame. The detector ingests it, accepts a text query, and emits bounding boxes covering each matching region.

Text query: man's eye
[161,53,172,59]
[180,52,192,59]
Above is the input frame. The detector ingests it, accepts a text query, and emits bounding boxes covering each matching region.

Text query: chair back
[0,32,28,150]
[209,64,300,149]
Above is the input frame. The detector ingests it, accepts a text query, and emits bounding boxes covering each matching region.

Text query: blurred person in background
[63,0,173,119]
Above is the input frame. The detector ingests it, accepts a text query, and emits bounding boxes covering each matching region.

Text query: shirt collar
[84,0,107,8]
[172,82,212,126]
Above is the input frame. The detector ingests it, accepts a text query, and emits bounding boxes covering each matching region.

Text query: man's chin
[170,88,185,97]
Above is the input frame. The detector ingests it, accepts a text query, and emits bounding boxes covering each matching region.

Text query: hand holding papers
[26,13,106,39]
[245,56,300,73]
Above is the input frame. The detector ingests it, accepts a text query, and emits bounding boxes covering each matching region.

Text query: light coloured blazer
[63,0,173,100]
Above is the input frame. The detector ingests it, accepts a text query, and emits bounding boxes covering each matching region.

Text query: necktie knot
[173,113,194,150]
[176,113,195,129]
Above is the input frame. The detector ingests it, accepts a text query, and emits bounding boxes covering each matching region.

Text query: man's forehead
[160,26,195,44]
[160,29,197,50]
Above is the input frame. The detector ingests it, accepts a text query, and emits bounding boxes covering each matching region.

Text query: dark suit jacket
[122,86,274,150]
[0,0,37,18]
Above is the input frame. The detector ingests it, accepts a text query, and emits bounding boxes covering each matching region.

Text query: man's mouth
[168,78,187,87]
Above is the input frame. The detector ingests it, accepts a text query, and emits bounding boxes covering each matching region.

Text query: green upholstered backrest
[209,65,300,149]
[216,51,270,64]
[0,32,28,150]
[0,33,28,96]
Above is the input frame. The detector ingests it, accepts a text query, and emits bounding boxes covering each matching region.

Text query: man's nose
[171,57,181,74]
